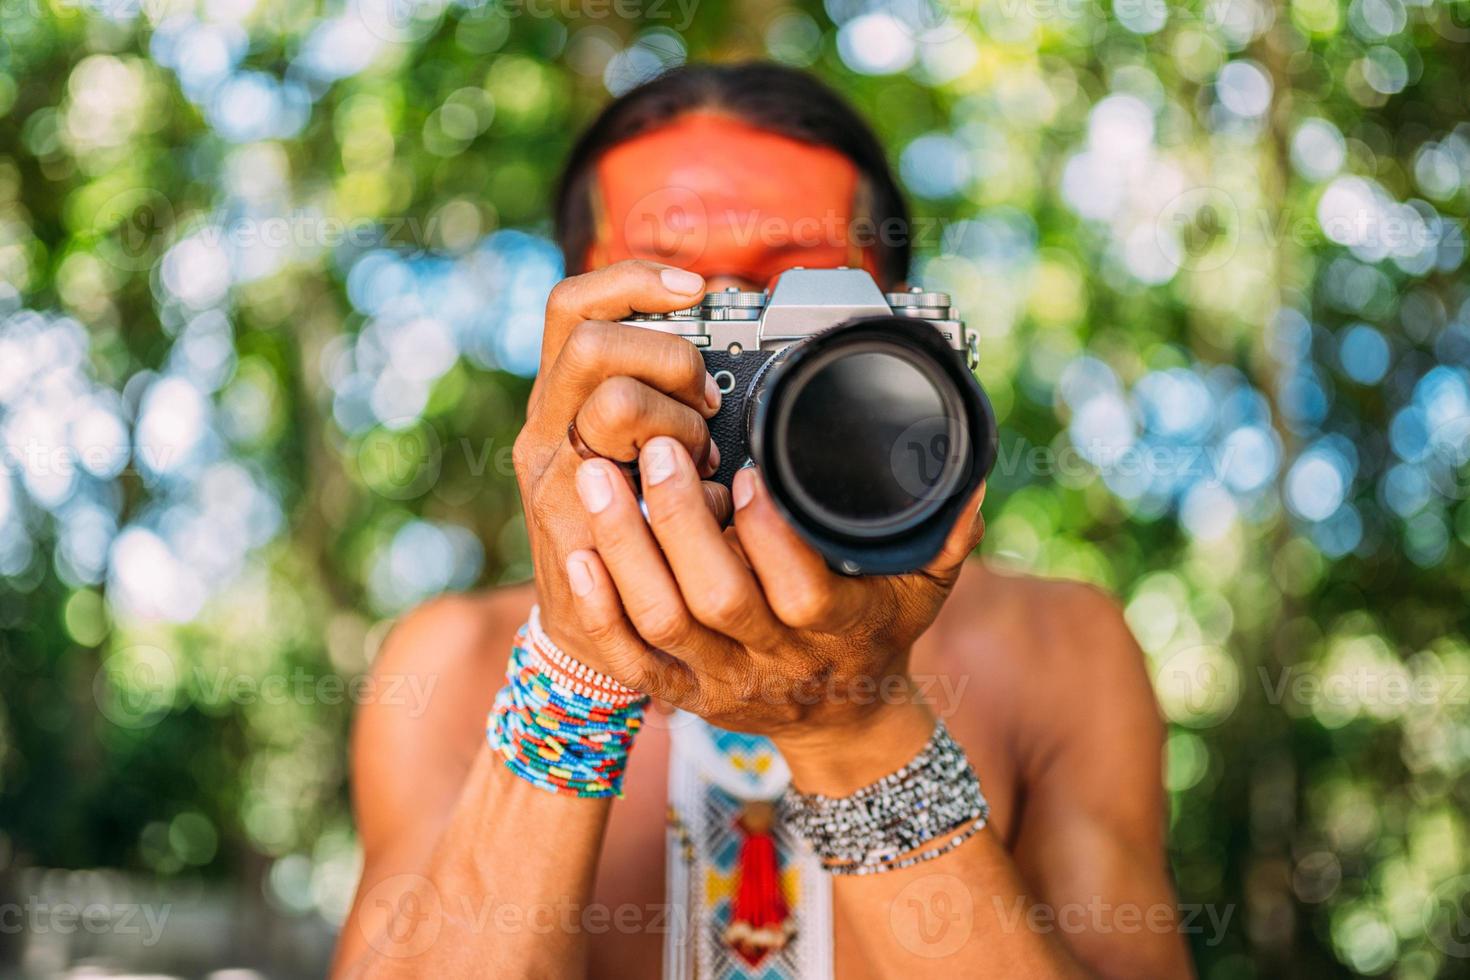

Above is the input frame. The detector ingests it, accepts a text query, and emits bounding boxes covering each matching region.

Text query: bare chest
[585,659,1022,979]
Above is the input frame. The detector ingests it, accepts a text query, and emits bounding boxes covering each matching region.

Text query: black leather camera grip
[700,347,775,488]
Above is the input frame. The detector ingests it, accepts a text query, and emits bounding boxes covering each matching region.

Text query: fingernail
[566,555,594,597]
[704,373,722,413]
[643,441,678,486]
[660,268,705,294]
[732,469,754,510]
[706,440,721,473]
[576,462,613,514]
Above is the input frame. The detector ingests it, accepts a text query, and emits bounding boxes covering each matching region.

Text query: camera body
[621,268,993,575]
[622,269,975,485]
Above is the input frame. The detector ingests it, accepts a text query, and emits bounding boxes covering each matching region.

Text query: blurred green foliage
[1,0,1469,976]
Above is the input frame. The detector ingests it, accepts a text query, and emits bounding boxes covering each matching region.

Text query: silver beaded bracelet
[779,719,989,876]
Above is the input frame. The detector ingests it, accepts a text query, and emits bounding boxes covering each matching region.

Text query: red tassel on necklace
[723,801,795,966]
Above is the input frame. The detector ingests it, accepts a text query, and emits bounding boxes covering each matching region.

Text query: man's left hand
[561,435,986,742]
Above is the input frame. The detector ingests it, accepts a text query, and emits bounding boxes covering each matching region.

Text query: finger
[521,440,600,558]
[722,526,747,564]
[730,466,869,633]
[574,458,729,669]
[921,482,987,582]
[575,377,718,475]
[563,549,697,704]
[533,320,721,436]
[531,440,728,535]
[541,259,707,365]
[640,438,785,646]
[701,482,733,528]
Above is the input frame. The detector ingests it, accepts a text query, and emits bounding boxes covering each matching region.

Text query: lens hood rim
[748,316,997,575]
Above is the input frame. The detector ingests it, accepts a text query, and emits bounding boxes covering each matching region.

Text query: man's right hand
[512,259,728,670]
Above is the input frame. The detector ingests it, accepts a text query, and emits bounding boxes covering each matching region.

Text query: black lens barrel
[747,317,997,575]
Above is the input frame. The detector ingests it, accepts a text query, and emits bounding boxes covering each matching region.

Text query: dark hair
[552,62,911,288]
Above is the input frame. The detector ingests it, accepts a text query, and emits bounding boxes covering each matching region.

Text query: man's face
[586,112,879,292]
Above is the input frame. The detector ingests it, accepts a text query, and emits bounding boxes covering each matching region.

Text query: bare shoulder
[366,584,535,685]
[937,570,1187,974]
[350,583,536,857]
[927,560,1163,771]
[934,560,1151,679]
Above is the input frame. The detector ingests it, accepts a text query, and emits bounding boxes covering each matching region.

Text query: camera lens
[776,344,965,533]
[748,317,996,575]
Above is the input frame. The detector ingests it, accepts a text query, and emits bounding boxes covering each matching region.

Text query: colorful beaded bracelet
[486,606,648,798]
[526,606,644,707]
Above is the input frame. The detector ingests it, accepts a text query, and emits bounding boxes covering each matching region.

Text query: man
[334,63,1191,978]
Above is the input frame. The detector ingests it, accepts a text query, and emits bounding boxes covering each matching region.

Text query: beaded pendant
[663,714,833,980]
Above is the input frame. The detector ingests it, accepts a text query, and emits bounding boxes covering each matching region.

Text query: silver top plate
[622,268,967,359]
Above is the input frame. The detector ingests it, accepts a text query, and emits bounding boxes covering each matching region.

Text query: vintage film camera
[621,268,997,575]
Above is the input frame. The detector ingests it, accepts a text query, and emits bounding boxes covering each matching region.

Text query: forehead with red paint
[591,112,875,286]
